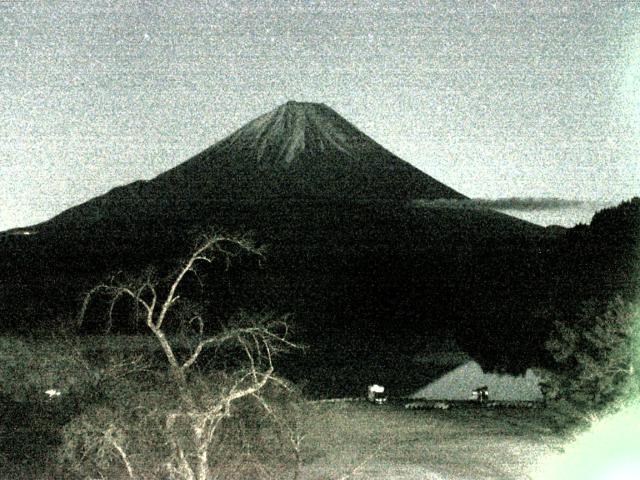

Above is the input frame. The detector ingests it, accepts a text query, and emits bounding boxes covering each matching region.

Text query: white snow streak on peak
[228,102,357,165]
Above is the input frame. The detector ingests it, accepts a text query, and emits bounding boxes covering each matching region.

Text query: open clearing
[300,401,566,480]
[1,396,567,479]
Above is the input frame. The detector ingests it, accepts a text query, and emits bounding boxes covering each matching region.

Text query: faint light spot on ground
[44,389,61,398]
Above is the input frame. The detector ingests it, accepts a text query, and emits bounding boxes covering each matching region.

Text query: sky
[1,0,639,230]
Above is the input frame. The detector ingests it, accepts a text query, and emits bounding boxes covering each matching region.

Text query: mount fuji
[33,101,466,235]
[1,101,563,395]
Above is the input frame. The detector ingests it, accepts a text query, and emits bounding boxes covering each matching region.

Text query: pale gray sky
[1,0,639,230]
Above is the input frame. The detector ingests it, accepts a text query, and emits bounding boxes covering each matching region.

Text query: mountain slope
[32,101,465,235]
[156,101,466,201]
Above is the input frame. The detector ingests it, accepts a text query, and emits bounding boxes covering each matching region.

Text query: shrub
[537,296,640,416]
[58,369,304,479]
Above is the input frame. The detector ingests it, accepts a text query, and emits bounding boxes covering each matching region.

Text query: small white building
[411,360,543,401]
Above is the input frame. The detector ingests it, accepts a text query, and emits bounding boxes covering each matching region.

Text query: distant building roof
[411,360,543,401]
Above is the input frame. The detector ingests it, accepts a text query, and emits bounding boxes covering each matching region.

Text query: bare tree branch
[73,232,299,480]
[104,428,135,480]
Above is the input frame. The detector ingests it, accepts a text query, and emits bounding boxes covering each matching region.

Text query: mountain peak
[156,101,467,201]
[223,100,357,166]
[281,100,327,109]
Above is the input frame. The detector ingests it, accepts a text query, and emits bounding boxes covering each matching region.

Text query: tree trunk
[195,448,209,480]
[194,419,210,480]
[293,448,302,480]
[170,365,187,386]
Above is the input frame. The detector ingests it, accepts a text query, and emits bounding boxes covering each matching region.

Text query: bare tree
[160,316,296,480]
[69,233,301,480]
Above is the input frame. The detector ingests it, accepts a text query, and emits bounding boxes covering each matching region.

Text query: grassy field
[0,396,567,480]
[299,401,566,480]
[0,334,568,479]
